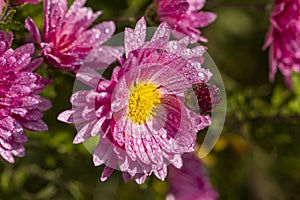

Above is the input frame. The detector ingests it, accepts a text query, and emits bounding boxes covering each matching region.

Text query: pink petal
[25,18,42,44]
[57,110,75,124]
[125,17,147,57]
[100,166,114,181]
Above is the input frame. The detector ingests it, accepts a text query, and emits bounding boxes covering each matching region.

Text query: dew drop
[198,72,205,79]
[104,28,110,34]
[172,44,178,50]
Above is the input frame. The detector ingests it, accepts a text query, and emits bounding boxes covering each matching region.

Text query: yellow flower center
[128,82,161,125]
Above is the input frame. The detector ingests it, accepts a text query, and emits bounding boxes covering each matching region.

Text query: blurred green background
[1,0,300,199]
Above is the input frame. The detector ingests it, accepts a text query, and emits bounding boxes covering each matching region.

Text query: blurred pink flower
[263,0,300,88]
[25,0,115,73]
[156,0,217,43]
[58,18,217,184]
[166,153,219,200]
[0,31,51,163]
[16,0,40,4]
[0,0,5,15]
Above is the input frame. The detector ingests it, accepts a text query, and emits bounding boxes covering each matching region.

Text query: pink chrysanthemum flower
[156,0,217,43]
[0,31,51,163]
[263,0,300,88]
[25,0,115,73]
[166,153,219,200]
[1,0,39,10]
[58,18,217,184]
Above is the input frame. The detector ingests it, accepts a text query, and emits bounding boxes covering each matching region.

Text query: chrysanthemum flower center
[128,83,161,125]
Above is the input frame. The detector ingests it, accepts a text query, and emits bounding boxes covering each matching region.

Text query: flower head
[58,18,219,184]
[263,0,300,88]
[156,0,217,43]
[0,31,51,163]
[166,153,219,200]
[25,0,116,73]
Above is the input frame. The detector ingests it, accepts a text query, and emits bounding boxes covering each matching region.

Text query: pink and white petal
[57,110,75,124]
[67,0,87,16]
[164,153,183,169]
[101,166,114,181]
[90,117,106,136]
[125,17,147,57]
[73,121,95,144]
[134,173,147,184]
[0,149,15,163]
[166,37,190,53]
[188,0,206,11]
[93,139,115,166]
[11,145,26,157]
[132,128,151,165]
[0,137,13,150]
[153,165,167,181]
[149,22,171,48]
[118,154,129,172]
[143,135,164,165]
[83,46,123,69]
[70,90,90,106]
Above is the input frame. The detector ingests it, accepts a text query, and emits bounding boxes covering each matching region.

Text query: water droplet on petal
[105,28,110,34]
[172,44,178,50]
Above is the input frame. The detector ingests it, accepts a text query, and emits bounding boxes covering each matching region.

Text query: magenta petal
[156,0,216,42]
[100,166,114,181]
[150,22,171,46]
[192,12,217,28]
[25,18,42,44]
[22,58,44,72]
[158,0,189,17]
[134,173,147,184]
[21,120,48,132]
[122,172,132,183]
